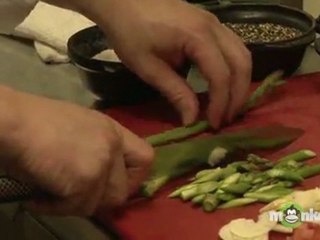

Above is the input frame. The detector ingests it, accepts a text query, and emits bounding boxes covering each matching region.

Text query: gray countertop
[1,34,320,240]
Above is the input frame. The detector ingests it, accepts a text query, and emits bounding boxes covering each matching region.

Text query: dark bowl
[205,3,317,80]
[67,27,189,106]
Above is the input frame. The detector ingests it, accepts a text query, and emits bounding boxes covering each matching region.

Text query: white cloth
[14,1,95,63]
[0,0,37,34]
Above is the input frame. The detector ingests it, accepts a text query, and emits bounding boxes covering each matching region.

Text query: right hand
[83,0,252,128]
[292,223,320,240]
[1,89,154,216]
[48,0,252,128]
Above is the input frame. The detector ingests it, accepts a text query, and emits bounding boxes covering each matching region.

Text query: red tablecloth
[97,72,320,240]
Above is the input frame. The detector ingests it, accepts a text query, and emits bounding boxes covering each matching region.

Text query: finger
[135,55,199,125]
[111,119,154,194]
[312,224,320,239]
[212,24,252,122]
[184,35,231,129]
[101,147,128,208]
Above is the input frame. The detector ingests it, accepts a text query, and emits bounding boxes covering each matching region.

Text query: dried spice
[224,22,303,44]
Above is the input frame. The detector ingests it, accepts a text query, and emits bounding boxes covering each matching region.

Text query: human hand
[1,89,154,216]
[85,0,252,128]
[292,223,320,240]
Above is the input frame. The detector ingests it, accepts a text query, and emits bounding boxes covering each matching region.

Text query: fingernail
[182,116,194,126]
[209,115,221,130]
[207,105,222,130]
[181,101,198,126]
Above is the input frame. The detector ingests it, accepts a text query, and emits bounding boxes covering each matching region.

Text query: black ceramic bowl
[67,26,156,106]
[67,27,190,106]
[206,3,317,80]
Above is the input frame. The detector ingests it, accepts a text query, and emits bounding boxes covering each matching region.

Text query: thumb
[136,56,199,125]
[111,119,154,194]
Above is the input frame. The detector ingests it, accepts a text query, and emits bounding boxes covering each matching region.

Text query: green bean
[180,188,199,201]
[241,70,285,113]
[247,154,269,164]
[237,163,258,172]
[276,149,316,166]
[220,166,238,180]
[192,168,223,184]
[202,194,220,212]
[146,120,210,146]
[147,71,287,147]
[218,198,258,209]
[248,183,263,192]
[217,193,237,202]
[195,169,217,179]
[229,161,247,169]
[255,181,294,193]
[278,181,295,188]
[220,173,241,189]
[284,160,304,169]
[197,181,219,193]
[221,182,252,195]
[192,194,206,205]
[141,176,169,197]
[297,164,320,178]
[266,169,303,183]
[255,184,279,193]
[244,187,293,203]
[181,181,219,201]
[239,173,255,183]
[168,184,198,198]
[193,166,237,184]
[252,173,269,184]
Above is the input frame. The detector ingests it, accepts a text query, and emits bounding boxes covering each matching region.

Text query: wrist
[74,0,130,30]
[0,86,23,167]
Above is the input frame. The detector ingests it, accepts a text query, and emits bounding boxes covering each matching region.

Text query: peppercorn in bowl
[206,3,317,80]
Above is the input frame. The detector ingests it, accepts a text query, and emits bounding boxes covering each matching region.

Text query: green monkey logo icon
[280,202,303,228]
[284,205,300,224]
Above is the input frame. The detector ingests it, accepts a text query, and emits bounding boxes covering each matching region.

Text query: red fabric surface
[97,72,320,240]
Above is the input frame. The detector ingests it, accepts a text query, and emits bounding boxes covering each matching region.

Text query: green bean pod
[297,164,320,178]
[203,194,220,212]
[221,182,252,195]
[244,187,293,203]
[218,198,258,209]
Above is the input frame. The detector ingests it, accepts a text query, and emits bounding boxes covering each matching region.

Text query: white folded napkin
[14,1,95,63]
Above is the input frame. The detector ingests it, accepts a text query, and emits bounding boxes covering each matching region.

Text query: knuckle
[234,49,252,77]
[139,145,155,171]
[191,13,217,35]
[144,146,155,167]
[212,69,232,91]
[104,125,123,151]
[193,20,211,35]
[243,48,253,67]
[208,13,220,24]
[77,165,101,186]
[170,89,190,105]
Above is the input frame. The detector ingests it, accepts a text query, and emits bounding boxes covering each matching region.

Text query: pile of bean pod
[169,149,320,212]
